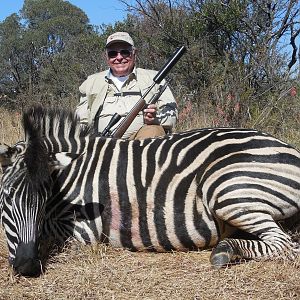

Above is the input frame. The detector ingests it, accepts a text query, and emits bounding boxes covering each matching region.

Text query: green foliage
[0,14,26,95]
[0,0,104,109]
[120,0,299,129]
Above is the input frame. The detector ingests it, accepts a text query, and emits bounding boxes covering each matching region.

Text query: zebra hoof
[210,240,234,268]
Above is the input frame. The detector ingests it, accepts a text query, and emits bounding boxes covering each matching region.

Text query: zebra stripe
[0,106,299,277]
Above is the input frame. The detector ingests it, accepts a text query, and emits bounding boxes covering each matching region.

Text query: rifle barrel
[153,46,186,84]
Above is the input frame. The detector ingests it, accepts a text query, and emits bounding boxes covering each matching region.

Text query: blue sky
[0,0,128,25]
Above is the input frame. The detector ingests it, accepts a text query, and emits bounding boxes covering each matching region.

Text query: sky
[0,0,128,26]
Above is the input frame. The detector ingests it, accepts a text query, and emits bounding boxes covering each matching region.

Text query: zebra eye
[3,193,13,205]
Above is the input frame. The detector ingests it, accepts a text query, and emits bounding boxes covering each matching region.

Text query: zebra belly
[108,215,220,251]
[106,193,220,252]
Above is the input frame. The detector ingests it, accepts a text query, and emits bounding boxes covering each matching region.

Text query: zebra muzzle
[13,241,42,277]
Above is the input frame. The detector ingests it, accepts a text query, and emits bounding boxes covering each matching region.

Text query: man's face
[106,42,135,77]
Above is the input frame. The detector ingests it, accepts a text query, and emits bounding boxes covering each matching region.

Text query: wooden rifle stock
[111,82,169,138]
[101,45,186,138]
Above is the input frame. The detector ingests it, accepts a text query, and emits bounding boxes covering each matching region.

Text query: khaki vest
[76,67,178,138]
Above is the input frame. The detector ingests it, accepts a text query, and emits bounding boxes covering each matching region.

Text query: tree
[0,14,26,98]
[119,0,300,128]
[0,0,104,109]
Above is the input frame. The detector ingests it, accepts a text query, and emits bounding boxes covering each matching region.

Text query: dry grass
[0,228,299,300]
[1,107,300,299]
[176,93,300,150]
[0,108,23,145]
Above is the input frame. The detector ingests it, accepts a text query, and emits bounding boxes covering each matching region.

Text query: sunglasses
[107,49,132,59]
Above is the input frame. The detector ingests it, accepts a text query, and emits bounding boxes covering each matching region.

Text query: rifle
[101,45,187,138]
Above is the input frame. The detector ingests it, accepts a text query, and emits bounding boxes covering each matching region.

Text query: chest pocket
[102,91,143,117]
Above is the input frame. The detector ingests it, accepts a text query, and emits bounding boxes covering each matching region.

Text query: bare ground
[0,228,299,300]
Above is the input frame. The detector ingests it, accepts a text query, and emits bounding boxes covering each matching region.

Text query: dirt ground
[0,228,299,300]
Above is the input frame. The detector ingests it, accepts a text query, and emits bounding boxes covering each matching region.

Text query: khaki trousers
[129,125,166,140]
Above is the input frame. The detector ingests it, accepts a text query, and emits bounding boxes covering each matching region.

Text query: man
[76,31,178,139]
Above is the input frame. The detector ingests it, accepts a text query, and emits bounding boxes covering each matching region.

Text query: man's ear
[0,144,18,168]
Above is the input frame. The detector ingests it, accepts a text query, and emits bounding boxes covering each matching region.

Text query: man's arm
[144,82,178,131]
[75,78,91,125]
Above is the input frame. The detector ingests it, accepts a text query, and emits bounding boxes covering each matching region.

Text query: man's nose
[116,52,124,59]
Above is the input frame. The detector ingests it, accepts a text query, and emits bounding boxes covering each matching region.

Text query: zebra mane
[22,106,92,143]
[21,106,92,188]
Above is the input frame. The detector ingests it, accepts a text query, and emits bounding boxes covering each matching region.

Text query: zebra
[0,106,299,276]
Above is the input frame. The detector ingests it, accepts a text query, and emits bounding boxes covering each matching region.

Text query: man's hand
[143,104,157,124]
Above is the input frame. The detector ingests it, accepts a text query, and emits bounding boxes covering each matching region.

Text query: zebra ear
[49,152,80,170]
[0,144,18,167]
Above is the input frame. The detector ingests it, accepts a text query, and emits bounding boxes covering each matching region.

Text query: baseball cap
[106,32,134,48]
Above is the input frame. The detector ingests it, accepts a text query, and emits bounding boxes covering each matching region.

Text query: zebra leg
[210,213,299,267]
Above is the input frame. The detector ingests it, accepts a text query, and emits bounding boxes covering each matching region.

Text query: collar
[106,67,137,81]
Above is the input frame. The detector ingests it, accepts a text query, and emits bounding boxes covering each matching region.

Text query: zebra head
[0,137,53,276]
[0,106,90,276]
